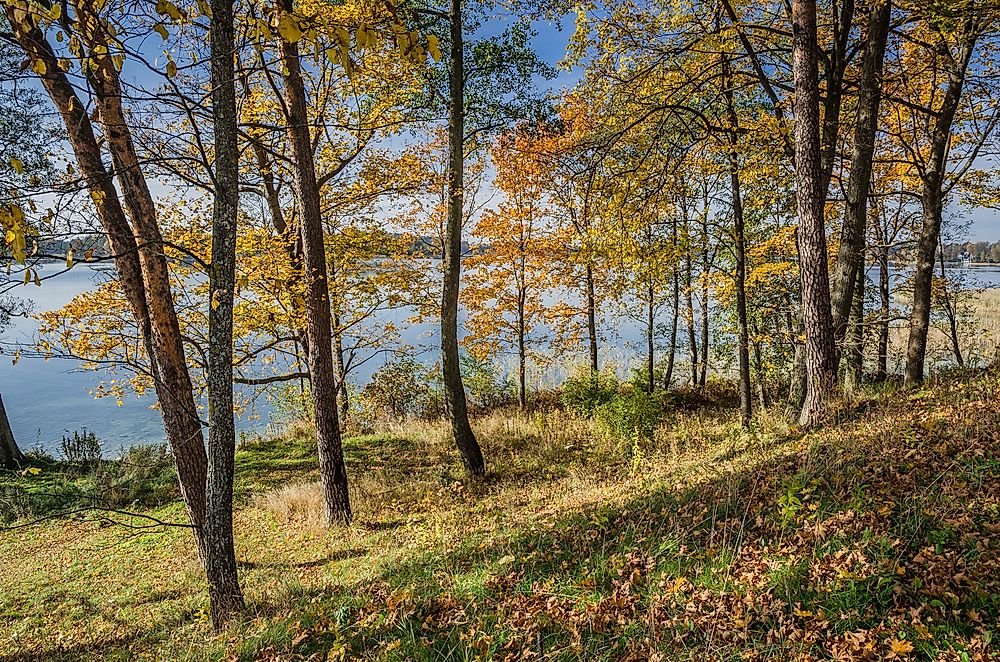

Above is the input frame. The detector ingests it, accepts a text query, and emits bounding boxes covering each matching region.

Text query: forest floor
[2,369,1000,661]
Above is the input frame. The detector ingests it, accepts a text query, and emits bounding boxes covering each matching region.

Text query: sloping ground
[2,371,999,661]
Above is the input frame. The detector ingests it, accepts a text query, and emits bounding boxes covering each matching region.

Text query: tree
[829,0,892,349]
[896,7,995,385]
[204,0,245,627]
[277,0,352,522]
[464,130,554,408]
[441,0,485,475]
[791,0,838,426]
[3,0,210,556]
[0,392,22,470]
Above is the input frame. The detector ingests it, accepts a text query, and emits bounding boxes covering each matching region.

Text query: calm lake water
[3,261,1000,454]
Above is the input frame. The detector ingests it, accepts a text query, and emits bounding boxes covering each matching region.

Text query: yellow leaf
[427,35,442,61]
[156,0,183,21]
[31,58,46,75]
[66,248,75,269]
[277,14,302,43]
[10,157,24,173]
[154,23,169,40]
[890,638,914,655]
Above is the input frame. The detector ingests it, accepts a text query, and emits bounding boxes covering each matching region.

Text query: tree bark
[843,261,865,394]
[877,244,890,380]
[792,0,838,426]
[646,280,655,394]
[750,321,770,409]
[904,44,974,383]
[442,0,485,476]
[0,394,25,470]
[204,0,245,628]
[279,2,352,522]
[333,307,350,423]
[585,264,599,372]
[829,0,891,346]
[699,206,710,387]
[77,14,208,514]
[938,239,964,368]
[684,239,699,386]
[5,10,208,557]
[518,289,527,408]
[663,256,679,389]
[722,52,752,427]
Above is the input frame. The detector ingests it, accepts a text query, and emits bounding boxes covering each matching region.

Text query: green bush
[595,387,664,444]
[460,353,516,410]
[0,443,177,523]
[560,369,619,418]
[60,429,102,467]
[358,358,444,426]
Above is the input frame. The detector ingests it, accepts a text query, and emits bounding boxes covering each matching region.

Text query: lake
[3,261,1000,454]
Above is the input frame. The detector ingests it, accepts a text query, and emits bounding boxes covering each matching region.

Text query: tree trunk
[732,172,752,427]
[699,212,710,388]
[279,2,352,522]
[442,0,485,476]
[647,280,655,394]
[792,0,838,426]
[904,25,976,386]
[333,307,350,423]
[817,0,854,199]
[518,290,527,408]
[79,19,208,521]
[787,327,808,414]
[5,11,208,557]
[829,0,891,345]
[205,0,245,627]
[664,260,679,389]
[938,239,964,368]
[683,237,698,386]
[877,244,890,380]
[723,52,752,427]
[0,394,25,470]
[843,261,865,394]
[585,264,599,372]
[750,322,770,409]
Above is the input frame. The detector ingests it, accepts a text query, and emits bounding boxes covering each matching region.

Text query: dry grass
[3,371,1000,660]
[885,288,1000,373]
[253,481,327,530]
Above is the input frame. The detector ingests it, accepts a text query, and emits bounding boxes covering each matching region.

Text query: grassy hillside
[2,371,1000,661]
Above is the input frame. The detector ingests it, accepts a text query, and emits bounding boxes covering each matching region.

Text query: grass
[2,372,1000,660]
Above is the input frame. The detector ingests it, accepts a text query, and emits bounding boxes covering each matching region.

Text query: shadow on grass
[275,401,1000,660]
[240,548,367,570]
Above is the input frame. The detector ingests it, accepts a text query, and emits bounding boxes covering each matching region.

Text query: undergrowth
[2,370,999,661]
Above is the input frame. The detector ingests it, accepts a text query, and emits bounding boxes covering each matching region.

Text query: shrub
[359,358,444,426]
[102,444,177,507]
[267,383,314,426]
[596,387,664,445]
[60,429,102,467]
[461,353,516,411]
[561,369,619,418]
[0,443,177,523]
